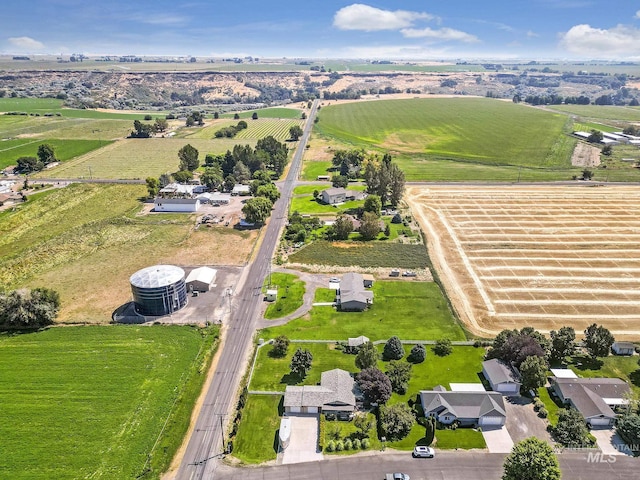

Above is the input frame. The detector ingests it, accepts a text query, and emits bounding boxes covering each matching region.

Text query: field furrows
[408,186,640,336]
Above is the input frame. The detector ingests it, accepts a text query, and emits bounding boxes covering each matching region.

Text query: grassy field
[301,160,334,180]
[35,138,242,179]
[180,118,303,143]
[569,353,640,395]
[322,412,382,454]
[288,240,429,269]
[232,394,281,464]
[0,98,164,119]
[546,104,640,123]
[314,98,573,180]
[0,138,112,170]
[262,272,306,319]
[221,107,303,119]
[0,183,258,322]
[0,325,219,480]
[290,195,364,215]
[259,281,465,341]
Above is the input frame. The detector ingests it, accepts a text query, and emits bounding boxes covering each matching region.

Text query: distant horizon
[2,1,640,61]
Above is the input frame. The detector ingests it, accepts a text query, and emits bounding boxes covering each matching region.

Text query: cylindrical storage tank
[130,265,187,316]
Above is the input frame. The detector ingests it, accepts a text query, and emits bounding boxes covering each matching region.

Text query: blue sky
[2,1,640,60]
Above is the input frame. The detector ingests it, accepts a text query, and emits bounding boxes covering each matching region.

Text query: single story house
[420,388,507,427]
[337,272,373,311]
[283,369,358,415]
[482,359,521,395]
[362,274,374,288]
[321,187,346,205]
[550,377,631,427]
[154,197,200,213]
[185,266,217,292]
[232,184,251,196]
[209,192,231,205]
[612,342,635,356]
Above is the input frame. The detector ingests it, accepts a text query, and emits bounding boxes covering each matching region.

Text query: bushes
[361,438,371,449]
[407,344,426,363]
[433,338,453,356]
[352,438,361,450]
[326,440,336,452]
[538,408,548,419]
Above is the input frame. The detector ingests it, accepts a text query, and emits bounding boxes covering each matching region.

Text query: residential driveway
[504,396,552,444]
[482,426,514,453]
[282,414,324,464]
[591,427,632,456]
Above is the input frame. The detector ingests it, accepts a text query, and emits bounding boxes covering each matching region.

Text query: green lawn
[546,104,640,123]
[262,272,306,319]
[0,138,112,170]
[0,325,219,480]
[288,240,429,269]
[315,287,337,303]
[232,394,281,464]
[290,195,364,215]
[301,160,334,180]
[292,184,366,195]
[388,422,485,450]
[322,412,382,454]
[259,281,465,342]
[568,354,640,395]
[314,98,573,182]
[538,386,562,427]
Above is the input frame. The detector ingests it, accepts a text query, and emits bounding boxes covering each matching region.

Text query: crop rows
[234,118,304,142]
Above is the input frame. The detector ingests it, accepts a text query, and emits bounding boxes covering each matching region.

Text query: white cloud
[401,27,479,43]
[132,13,189,26]
[333,4,435,31]
[8,36,45,50]
[527,30,539,38]
[560,24,640,57]
[635,10,640,19]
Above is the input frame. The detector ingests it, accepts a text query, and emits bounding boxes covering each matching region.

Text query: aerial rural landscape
[3,2,640,480]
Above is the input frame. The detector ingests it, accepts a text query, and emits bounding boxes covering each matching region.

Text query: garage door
[289,406,301,413]
[305,406,318,414]
[480,416,505,426]
[498,384,519,394]
[589,417,611,426]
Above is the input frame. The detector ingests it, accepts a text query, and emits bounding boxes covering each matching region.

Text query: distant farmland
[314,97,576,181]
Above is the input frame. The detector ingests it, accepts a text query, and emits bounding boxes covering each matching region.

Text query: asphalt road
[175,100,318,480]
[213,451,638,480]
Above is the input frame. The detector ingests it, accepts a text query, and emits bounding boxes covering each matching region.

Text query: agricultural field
[407,185,640,338]
[220,107,303,119]
[234,118,303,141]
[0,183,258,322]
[0,138,112,170]
[546,104,640,124]
[0,98,162,119]
[0,325,219,480]
[312,97,575,181]
[34,138,240,179]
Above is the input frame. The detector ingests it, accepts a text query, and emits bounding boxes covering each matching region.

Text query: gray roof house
[283,369,358,414]
[482,359,521,395]
[612,342,635,356]
[420,389,506,427]
[550,377,631,427]
[337,273,373,311]
[321,187,347,205]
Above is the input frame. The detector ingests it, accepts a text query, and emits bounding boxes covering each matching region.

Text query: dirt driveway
[504,396,552,444]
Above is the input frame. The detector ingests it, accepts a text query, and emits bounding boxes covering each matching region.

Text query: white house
[612,342,635,356]
[482,359,521,395]
[154,197,200,212]
[321,187,346,204]
[185,267,217,292]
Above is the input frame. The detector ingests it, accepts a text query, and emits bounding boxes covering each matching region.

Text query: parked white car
[412,446,435,458]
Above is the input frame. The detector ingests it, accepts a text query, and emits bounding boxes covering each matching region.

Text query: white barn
[154,198,200,212]
[185,267,217,292]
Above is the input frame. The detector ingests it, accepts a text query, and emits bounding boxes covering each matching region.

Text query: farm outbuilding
[185,267,217,292]
[154,197,200,212]
[130,265,188,316]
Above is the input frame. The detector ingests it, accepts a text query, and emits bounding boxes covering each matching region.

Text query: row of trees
[130,118,167,138]
[0,288,60,329]
[16,144,57,174]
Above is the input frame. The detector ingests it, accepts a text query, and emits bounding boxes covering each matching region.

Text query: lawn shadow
[273,429,281,455]
[280,372,303,385]
[278,396,284,416]
[572,355,603,371]
[415,436,430,447]
[629,369,640,388]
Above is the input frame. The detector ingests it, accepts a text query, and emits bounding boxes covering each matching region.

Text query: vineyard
[234,118,304,142]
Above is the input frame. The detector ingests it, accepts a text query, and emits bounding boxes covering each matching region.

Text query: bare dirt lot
[407,185,640,338]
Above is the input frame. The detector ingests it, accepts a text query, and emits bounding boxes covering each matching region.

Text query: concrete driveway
[482,426,514,453]
[504,396,552,444]
[282,414,324,464]
[591,427,632,456]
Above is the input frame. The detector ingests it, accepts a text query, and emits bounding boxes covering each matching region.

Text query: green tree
[145,177,159,197]
[289,125,303,141]
[587,129,603,143]
[424,416,436,446]
[37,143,56,165]
[201,168,223,191]
[602,145,613,156]
[331,174,349,188]
[16,156,42,174]
[407,344,426,363]
[173,170,193,183]
[550,326,576,363]
[363,194,382,216]
[131,119,153,138]
[233,113,240,120]
[384,223,391,237]
[290,348,313,378]
[617,413,640,447]
[242,197,273,224]
[330,214,354,240]
[178,144,199,171]
[433,338,453,356]
[256,183,281,203]
[154,117,168,132]
[271,335,289,357]
[380,403,415,441]
[223,175,236,192]
[357,367,392,405]
[519,355,548,392]
[502,437,560,480]
[233,162,251,183]
[0,288,60,328]
[252,112,258,120]
[359,211,381,240]
[383,336,404,360]
[355,341,378,370]
[582,169,594,180]
[554,408,592,447]
[386,360,412,394]
[583,323,615,358]
[353,414,374,439]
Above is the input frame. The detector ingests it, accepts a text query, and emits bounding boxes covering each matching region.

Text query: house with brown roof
[550,377,631,427]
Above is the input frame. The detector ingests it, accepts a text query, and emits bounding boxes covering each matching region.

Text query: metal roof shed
[185,266,217,292]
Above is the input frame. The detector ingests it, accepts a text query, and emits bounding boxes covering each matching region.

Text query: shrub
[361,438,370,449]
[336,440,344,451]
[383,336,404,360]
[344,438,353,450]
[433,338,453,356]
[352,438,361,450]
[534,400,545,411]
[539,408,549,418]
[326,440,336,452]
[407,344,426,363]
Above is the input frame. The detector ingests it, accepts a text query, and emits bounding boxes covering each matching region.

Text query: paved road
[175,100,318,480]
[214,451,637,480]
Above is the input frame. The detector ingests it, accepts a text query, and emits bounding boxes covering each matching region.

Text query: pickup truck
[385,474,410,480]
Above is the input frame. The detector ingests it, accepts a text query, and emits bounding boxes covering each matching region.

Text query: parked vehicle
[412,446,435,458]
[385,474,410,480]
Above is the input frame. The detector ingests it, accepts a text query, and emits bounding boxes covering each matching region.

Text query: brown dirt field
[571,142,601,167]
[407,185,640,338]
